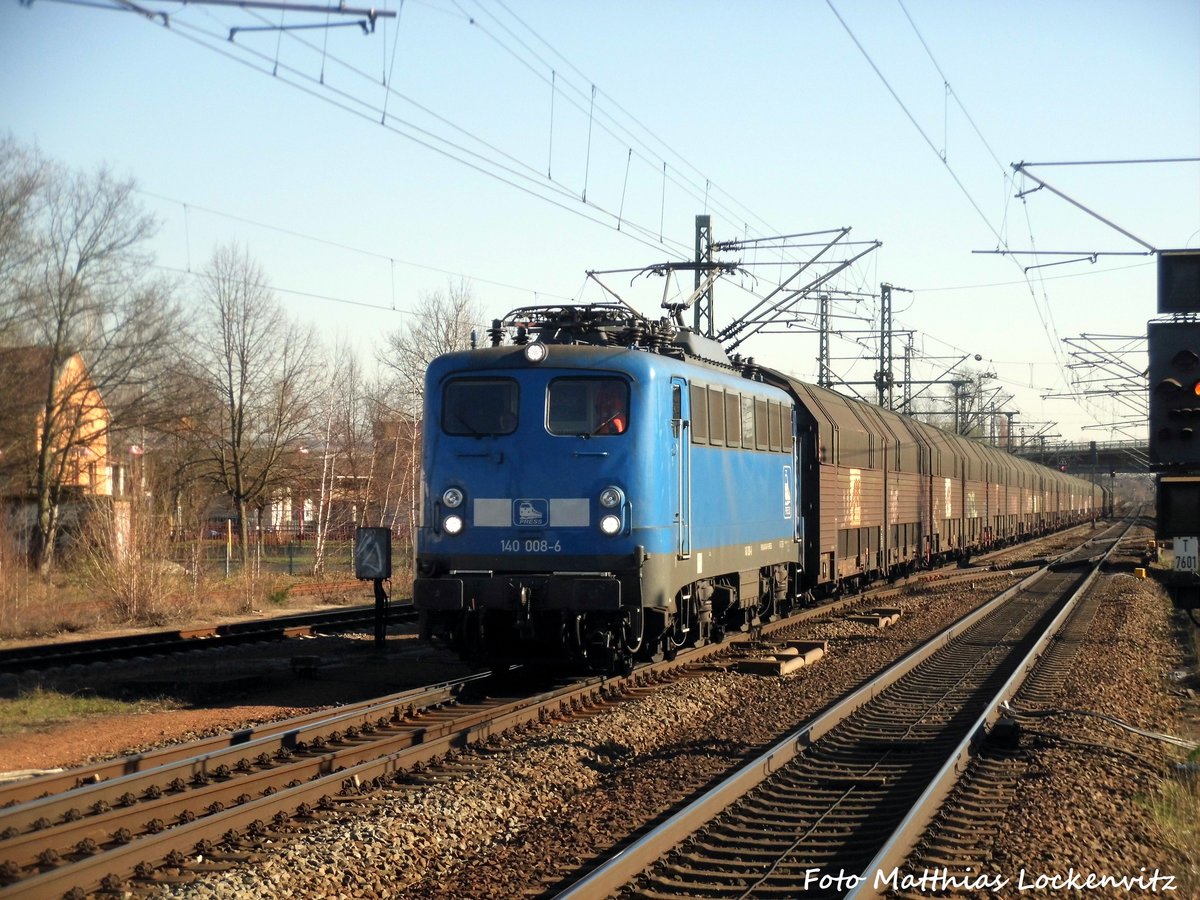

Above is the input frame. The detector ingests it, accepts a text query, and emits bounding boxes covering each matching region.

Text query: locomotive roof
[428,338,789,400]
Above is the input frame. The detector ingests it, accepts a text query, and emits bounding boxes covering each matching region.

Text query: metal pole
[877,283,893,408]
[818,295,832,388]
[693,215,713,337]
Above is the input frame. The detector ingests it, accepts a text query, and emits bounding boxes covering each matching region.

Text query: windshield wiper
[452,410,484,437]
[591,414,621,436]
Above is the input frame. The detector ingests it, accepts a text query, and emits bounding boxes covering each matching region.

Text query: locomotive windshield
[548,377,629,436]
[442,378,519,435]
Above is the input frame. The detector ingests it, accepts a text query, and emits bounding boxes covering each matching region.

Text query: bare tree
[378,280,483,413]
[907,369,1001,438]
[191,243,318,565]
[0,144,179,574]
[376,281,482,558]
[310,343,378,575]
[0,135,47,342]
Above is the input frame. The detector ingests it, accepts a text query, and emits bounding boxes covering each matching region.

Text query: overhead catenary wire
[144,12,694,261]
[171,0,699,259]
[450,0,790,258]
[49,0,881,348]
[137,188,575,302]
[480,0,794,247]
[829,0,1152,435]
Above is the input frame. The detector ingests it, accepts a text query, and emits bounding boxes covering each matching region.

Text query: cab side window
[548,378,629,436]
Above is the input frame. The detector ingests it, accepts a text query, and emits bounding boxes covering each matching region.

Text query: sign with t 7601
[1174,536,1199,574]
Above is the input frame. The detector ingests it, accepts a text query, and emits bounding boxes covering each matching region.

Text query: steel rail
[0,525,1094,897]
[0,602,409,674]
[0,672,491,806]
[554,523,1123,898]
[4,670,625,899]
[844,519,1134,899]
[0,560,996,900]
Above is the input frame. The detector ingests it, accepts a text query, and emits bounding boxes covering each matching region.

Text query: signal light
[1173,349,1200,371]
[1148,321,1200,467]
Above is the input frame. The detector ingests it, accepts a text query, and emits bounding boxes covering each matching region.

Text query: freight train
[412,304,1101,673]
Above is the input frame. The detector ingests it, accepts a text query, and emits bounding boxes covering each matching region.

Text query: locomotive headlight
[442,487,464,508]
[524,342,547,364]
[599,486,624,509]
[443,515,464,535]
[599,514,621,536]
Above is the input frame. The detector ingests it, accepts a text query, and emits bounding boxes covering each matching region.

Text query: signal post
[1149,250,1200,607]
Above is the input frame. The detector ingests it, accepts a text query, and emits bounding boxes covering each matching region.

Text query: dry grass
[1151,761,1200,893]
[0,686,180,737]
[0,521,366,642]
[0,524,101,639]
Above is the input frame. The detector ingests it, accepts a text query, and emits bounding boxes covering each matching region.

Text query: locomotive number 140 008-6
[501,539,563,553]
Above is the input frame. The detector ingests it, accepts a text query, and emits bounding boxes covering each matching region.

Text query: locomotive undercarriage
[419,562,796,675]
[424,514,1090,671]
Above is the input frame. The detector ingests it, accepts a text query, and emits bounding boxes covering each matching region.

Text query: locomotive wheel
[459,609,485,660]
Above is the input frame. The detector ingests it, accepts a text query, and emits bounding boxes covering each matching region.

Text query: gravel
[895,526,1199,898]
[156,574,1027,899]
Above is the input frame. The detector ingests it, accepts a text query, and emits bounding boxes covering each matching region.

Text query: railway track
[0,527,1104,897]
[891,524,1149,896]
[0,525,1088,677]
[0,563,1034,898]
[554,519,1132,899]
[0,602,410,675]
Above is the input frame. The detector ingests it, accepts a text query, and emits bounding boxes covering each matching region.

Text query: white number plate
[501,539,562,553]
[1174,536,1198,573]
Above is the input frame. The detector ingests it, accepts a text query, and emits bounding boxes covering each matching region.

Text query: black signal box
[1158,250,1200,314]
[354,527,392,580]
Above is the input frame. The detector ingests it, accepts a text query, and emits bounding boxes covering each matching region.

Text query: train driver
[594,384,627,434]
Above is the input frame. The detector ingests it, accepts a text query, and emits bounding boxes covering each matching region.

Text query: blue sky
[3,0,1198,442]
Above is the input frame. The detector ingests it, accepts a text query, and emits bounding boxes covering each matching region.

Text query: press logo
[514,499,548,527]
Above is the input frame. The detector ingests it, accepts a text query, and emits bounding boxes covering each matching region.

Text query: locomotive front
[413,339,673,673]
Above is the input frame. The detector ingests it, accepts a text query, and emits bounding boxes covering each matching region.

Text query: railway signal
[1148,320,1200,468]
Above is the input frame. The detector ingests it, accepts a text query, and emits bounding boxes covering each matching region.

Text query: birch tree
[310,345,376,575]
[192,243,318,565]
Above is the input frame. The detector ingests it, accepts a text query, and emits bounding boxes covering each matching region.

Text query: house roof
[0,345,102,431]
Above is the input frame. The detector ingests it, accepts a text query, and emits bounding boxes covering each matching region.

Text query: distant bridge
[1010,439,1149,475]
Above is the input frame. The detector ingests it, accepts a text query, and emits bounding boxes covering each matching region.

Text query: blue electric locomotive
[413,305,800,672]
[412,303,1102,672]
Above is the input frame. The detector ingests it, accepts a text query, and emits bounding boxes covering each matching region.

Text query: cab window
[442,379,518,435]
[549,378,629,436]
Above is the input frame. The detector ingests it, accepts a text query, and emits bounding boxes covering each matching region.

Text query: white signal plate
[1173,536,1199,573]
